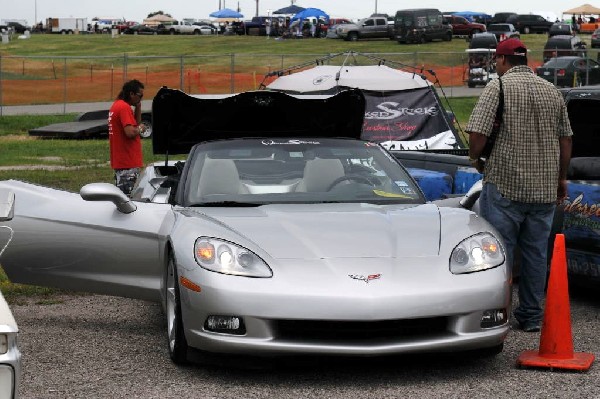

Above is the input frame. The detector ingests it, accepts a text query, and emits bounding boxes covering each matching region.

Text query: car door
[362,18,376,38]
[0,181,173,302]
[453,16,468,35]
[375,18,388,37]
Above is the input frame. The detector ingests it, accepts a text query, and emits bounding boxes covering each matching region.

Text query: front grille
[274,317,448,342]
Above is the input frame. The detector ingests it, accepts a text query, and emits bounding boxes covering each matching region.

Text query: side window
[429,14,441,25]
[457,17,467,24]
[364,19,374,27]
[376,19,386,26]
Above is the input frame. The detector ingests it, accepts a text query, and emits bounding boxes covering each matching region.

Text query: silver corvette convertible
[0,88,510,364]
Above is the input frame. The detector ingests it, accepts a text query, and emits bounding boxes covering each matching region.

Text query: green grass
[0,33,572,57]
[0,114,76,136]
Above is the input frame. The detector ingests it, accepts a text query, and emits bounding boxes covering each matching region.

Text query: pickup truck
[158,20,203,35]
[392,85,600,284]
[335,17,394,41]
[241,16,272,36]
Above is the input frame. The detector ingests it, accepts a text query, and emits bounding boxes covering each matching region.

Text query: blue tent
[452,11,492,23]
[291,8,329,23]
[209,8,244,19]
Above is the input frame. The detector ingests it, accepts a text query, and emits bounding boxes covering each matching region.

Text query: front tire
[347,32,358,41]
[166,253,189,364]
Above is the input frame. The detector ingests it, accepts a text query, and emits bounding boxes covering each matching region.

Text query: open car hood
[151,87,366,154]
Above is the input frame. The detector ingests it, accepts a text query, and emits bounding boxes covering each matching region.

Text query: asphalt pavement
[0,86,484,116]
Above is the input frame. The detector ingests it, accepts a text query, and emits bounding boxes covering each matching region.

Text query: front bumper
[178,257,511,356]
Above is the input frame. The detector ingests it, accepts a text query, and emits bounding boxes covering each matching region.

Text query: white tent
[266,65,431,93]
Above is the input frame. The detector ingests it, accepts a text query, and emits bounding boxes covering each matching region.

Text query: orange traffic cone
[517,234,595,370]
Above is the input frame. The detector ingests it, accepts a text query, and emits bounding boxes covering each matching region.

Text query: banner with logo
[361,88,464,150]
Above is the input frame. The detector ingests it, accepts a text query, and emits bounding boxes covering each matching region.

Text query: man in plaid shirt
[466,38,573,333]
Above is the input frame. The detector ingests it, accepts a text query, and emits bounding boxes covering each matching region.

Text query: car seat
[295,158,345,192]
[197,158,249,197]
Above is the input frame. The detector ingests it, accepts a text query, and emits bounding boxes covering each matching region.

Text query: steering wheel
[327,175,375,191]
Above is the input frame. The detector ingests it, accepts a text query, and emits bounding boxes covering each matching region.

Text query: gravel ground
[10,285,600,399]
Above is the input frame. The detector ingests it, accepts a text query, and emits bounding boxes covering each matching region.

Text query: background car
[3,22,29,34]
[548,23,575,37]
[469,32,498,49]
[486,23,520,41]
[320,17,352,38]
[536,56,600,87]
[443,15,487,37]
[591,28,600,48]
[489,12,517,24]
[196,24,217,35]
[506,14,553,34]
[543,35,586,62]
[123,24,158,35]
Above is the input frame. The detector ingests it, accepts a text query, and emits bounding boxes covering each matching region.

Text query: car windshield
[182,138,425,207]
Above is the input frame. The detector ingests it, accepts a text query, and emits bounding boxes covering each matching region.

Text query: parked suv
[489,12,517,24]
[548,23,574,37]
[505,14,553,34]
[443,15,486,37]
[543,35,586,62]
[394,8,452,43]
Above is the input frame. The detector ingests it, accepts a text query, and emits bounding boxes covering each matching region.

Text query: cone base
[517,350,595,371]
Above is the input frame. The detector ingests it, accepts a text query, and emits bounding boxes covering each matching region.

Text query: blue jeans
[480,182,556,328]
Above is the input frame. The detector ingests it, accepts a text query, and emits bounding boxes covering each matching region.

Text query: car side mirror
[80,183,137,214]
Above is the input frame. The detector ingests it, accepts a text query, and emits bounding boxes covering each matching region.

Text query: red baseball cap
[496,38,527,56]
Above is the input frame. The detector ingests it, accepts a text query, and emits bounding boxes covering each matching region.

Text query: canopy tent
[209,8,244,19]
[264,54,463,151]
[273,5,305,15]
[143,14,176,26]
[291,8,329,22]
[563,4,600,14]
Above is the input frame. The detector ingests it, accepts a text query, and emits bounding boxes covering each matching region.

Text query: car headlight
[450,233,504,274]
[194,237,272,277]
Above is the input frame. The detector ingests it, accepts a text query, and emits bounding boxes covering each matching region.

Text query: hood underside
[151,87,366,154]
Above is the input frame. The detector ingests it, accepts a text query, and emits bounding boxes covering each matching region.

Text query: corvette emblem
[348,274,382,284]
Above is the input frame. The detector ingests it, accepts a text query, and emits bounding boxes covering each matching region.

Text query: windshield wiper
[189,201,263,207]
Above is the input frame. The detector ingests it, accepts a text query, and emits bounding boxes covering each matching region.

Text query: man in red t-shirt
[108,79,147,195]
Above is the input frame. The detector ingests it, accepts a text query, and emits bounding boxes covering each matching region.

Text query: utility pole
[375,0,378,14]
[255,0,259,17]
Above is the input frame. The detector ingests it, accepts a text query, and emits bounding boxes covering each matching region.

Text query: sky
[0,0,589,26]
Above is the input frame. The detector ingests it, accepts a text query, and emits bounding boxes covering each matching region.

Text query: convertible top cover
[151,87,366,155]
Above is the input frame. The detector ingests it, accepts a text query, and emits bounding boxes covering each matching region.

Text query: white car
[197,25,217,35]
[0,192,19,399]
[0,89,509,365]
